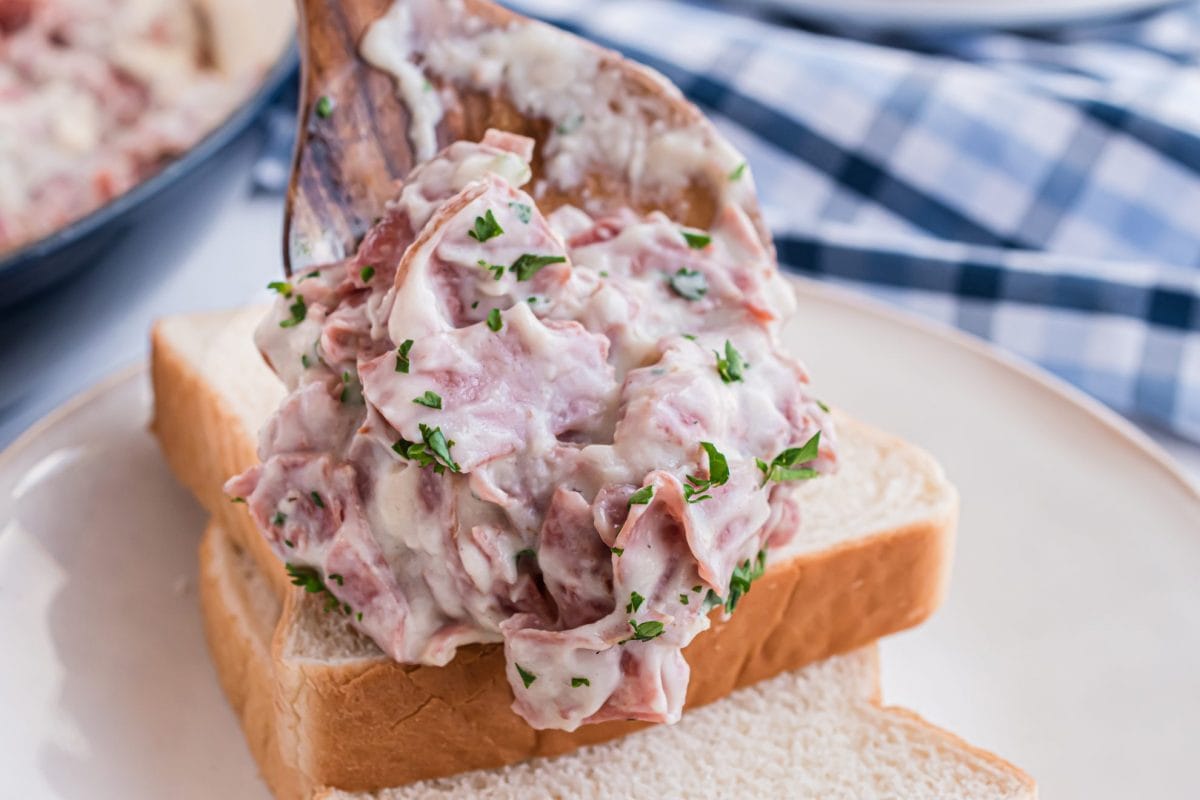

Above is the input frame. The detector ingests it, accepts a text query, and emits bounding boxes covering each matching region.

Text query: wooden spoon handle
[286,0,410,273]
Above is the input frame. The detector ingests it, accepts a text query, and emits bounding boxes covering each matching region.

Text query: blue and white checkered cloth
[255,0,1200,440]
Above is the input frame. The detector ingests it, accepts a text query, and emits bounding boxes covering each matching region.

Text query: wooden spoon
[286,0,767,274]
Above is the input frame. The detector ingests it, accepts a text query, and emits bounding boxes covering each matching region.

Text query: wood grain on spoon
[287,0,765,273]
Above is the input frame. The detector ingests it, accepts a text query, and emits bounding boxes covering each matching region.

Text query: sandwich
[150,1,1035,796]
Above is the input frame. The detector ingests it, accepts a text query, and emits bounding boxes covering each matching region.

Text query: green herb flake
[724,551,767,613]
[623,619,665,643]
[817,400,831,413]
[715,340,747,384]
[272,511,286,526]
[516,664,537,688]
[468,209,504,243]
[571,677,590,688]
[509,201,532,223]
[230,496,246,504]
[628,485,654,506]
[510,253,567,281]
[729,162,748,181]
[267,280,293,297]
[360,265,376,283]
[301,353,311,369]
[757,432,823,487]
[477,259,505,280]
[682,333,697,341]
[515,548,535,563]
[280,295,307,328]
[284,539,295,548]
[395,339,414,373]
[487,308,502,332]
[300,270,320,281]
[681,230,712,249]
[392,425,461,474]
[285,563,347,615]
[556,113,584,135]
[692,585,702,593]
[413,391,443,409]
[471,301,480,309]
[683,441,730,504]
[315,95,334,118]
[340,371,361,404]
[611,547,624,556]
[668,267,707,301]
[310,491,325,508]
[356,611,364,621]
[679,593,689,605]
[625,591,645,614]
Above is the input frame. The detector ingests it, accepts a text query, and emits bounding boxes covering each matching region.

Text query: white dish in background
[1,279,1198,799]
[742,0,1173,29]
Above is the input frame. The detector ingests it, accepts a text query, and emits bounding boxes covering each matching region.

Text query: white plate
[743,0,1172,29]
[2,281,1198,799]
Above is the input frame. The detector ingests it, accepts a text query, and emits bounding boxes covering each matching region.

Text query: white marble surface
[2,135,1198,484]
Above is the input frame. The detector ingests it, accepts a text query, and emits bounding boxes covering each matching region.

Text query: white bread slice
[153,304,961,794]
[200,520,1033,800]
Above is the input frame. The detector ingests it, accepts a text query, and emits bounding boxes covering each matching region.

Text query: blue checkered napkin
[253,1,1200,440]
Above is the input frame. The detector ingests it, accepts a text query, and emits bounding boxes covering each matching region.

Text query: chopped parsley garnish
[471,301,480,309]
[310,491,325,508]
[715,340,746,383]
[729,162,748,181]
[510,253,566,281]
[284,539,295,548]
[725,551,767,613]
[301,353,311,369]
[286,563,346,614]
[556,113,584,135]
[315,95,334,118]
[571,677,590,688]
[340,371,362,404]
[626,591,645,614]
[300,270,320,281]
[681,230,712,249]
[487,308,502,332]
[516,664,537,688]
[683,441,730,504]
[329,573,344,585]
[628,485,654,506]
[692,585,702,593]
[515,548,536,563]
[611,546,624,556]
[679,593,689,605]
[477,259,505,280]
[280,294,307,328]
[468,209,504,242]
[392,423,460,474]
[356,611,364,622]
[622,619,665,643]
[230,496,246,504]
[756,432,822,486]
[668,267,707,301]
[395,339,414,373]
[681,333,697,341]
[413,390,443,409]
[267,280,293,297]
[272,511,286,526]
[360,265,376,282]
[817,400,831,413]
[509,201,533,223]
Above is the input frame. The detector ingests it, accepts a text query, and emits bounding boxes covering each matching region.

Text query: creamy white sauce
[360,0,751,208]
[360,1,445,162]
[228,131,836,731]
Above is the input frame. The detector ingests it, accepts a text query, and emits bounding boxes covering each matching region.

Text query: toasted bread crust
[153,312,957,795]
